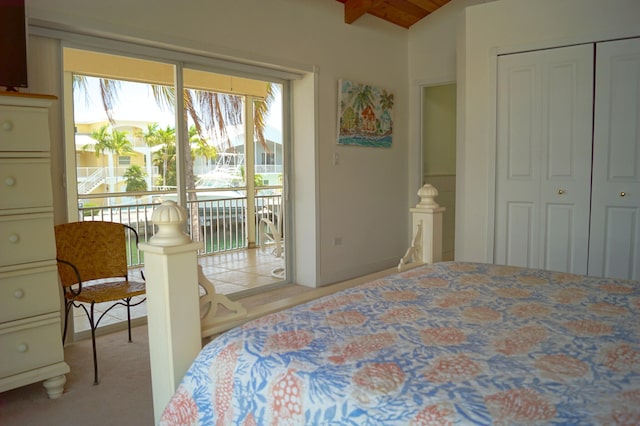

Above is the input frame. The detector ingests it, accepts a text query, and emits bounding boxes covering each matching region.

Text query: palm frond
[254,82,278,152]
[99,79,121,124]
[72,75,91,107]
[152,85,176,114]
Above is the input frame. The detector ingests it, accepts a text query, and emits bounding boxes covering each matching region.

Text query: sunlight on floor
[72,248,284,332]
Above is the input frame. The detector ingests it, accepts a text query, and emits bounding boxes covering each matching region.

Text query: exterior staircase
[78,168,105,194]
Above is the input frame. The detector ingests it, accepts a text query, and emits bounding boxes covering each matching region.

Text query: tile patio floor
[72,248,285,333]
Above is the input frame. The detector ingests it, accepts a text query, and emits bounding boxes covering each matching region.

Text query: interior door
[495,44,594,272]
[589,37,640,280]
[422,83,456,261]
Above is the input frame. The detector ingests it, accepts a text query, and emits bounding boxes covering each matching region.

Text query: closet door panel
[590,38,640,280]
[545,204,575,272]
[505,202,536,267]
[506,68,537,179]
[496,45,593,272]
[600,208,637,279]
[495,58,540,267]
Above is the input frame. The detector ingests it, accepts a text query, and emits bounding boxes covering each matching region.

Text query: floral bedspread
[160,262,640,425]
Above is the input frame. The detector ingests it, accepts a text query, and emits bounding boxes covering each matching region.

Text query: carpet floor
[0,325,153,426]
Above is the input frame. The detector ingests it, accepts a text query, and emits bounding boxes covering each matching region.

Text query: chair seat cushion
[67,280,146,304]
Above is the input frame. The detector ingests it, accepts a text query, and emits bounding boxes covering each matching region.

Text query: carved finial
[149,200,192,246]
[416,184,440,209]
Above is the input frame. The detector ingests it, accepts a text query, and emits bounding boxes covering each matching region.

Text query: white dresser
[0,93,69,398]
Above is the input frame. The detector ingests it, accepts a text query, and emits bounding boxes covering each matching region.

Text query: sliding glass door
[63,46,287,336]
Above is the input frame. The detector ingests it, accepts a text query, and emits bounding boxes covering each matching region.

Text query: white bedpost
[398,184,445,270]
[138,201,203,423]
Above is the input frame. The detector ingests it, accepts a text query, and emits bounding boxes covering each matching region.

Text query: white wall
[407,0,492,249]
[25,0,410,286]
[458,0,640,262]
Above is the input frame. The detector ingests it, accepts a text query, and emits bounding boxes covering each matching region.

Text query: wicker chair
[54,221,146,385]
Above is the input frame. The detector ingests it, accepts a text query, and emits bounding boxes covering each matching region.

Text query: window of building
[262,152,275,165]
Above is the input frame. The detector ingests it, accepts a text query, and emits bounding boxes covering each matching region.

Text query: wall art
[337,79,394,148]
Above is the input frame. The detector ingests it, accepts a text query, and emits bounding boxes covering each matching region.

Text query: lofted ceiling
[336,0,451,29]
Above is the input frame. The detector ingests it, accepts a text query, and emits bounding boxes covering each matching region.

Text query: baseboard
[70,316,148,343]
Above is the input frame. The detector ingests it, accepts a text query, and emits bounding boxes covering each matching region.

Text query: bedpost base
[398,184,445,270]
[199,265,247,335]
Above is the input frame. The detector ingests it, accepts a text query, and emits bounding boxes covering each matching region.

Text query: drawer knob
[4,176,16,187]
[14,289,25,299]
[8,233,20,243]
[17,343,29,353]
[2,120,13,131]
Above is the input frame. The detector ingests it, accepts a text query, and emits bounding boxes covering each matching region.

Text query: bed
[159,261,640,425]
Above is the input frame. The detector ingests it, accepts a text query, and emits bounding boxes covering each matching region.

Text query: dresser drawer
[0,214,56,267]
[0,158,53,210]
[0,314,64,378]
[0,106,50,152]
[0,266,60,323]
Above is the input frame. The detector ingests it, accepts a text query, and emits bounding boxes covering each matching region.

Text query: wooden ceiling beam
[343,0,384,24]
[406,0,440,13]
[336,0,450,28]
[372,0,429,28]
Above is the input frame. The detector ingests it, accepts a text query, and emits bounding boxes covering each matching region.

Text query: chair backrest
[54,221,130,288]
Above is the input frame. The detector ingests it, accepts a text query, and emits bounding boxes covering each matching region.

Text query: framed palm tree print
[337,79,394,148]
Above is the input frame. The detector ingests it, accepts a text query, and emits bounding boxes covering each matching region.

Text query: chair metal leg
[90,302,99,385]
[62,299,73,344]
[126,298,133,343]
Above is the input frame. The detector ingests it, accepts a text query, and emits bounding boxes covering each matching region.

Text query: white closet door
[495,45,594,272]
[589,38,640,280]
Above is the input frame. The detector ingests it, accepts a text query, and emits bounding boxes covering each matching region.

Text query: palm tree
[189,125,218,172]
[352,84,375,114]
[174,88,243,214]
[379,90,394,113]
[143,124,176,188]
[73,76,121,124]
[86,124,111,159]
[254,83,278,152]
[74,73,277,241]
[75,74,274,160]
[85,124,134,192]
[153,144,177,188]
[123,165,148,192]
[83,124,112,192]
[109,128,134,189]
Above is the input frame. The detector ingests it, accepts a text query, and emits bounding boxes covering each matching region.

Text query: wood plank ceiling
[336,0,451,29]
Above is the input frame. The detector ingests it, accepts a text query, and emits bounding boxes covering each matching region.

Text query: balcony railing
[78,191,283,267]
[77,166,161,195]
[255,164,283,174]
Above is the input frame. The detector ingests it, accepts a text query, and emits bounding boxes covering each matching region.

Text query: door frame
[417,78,457,261]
